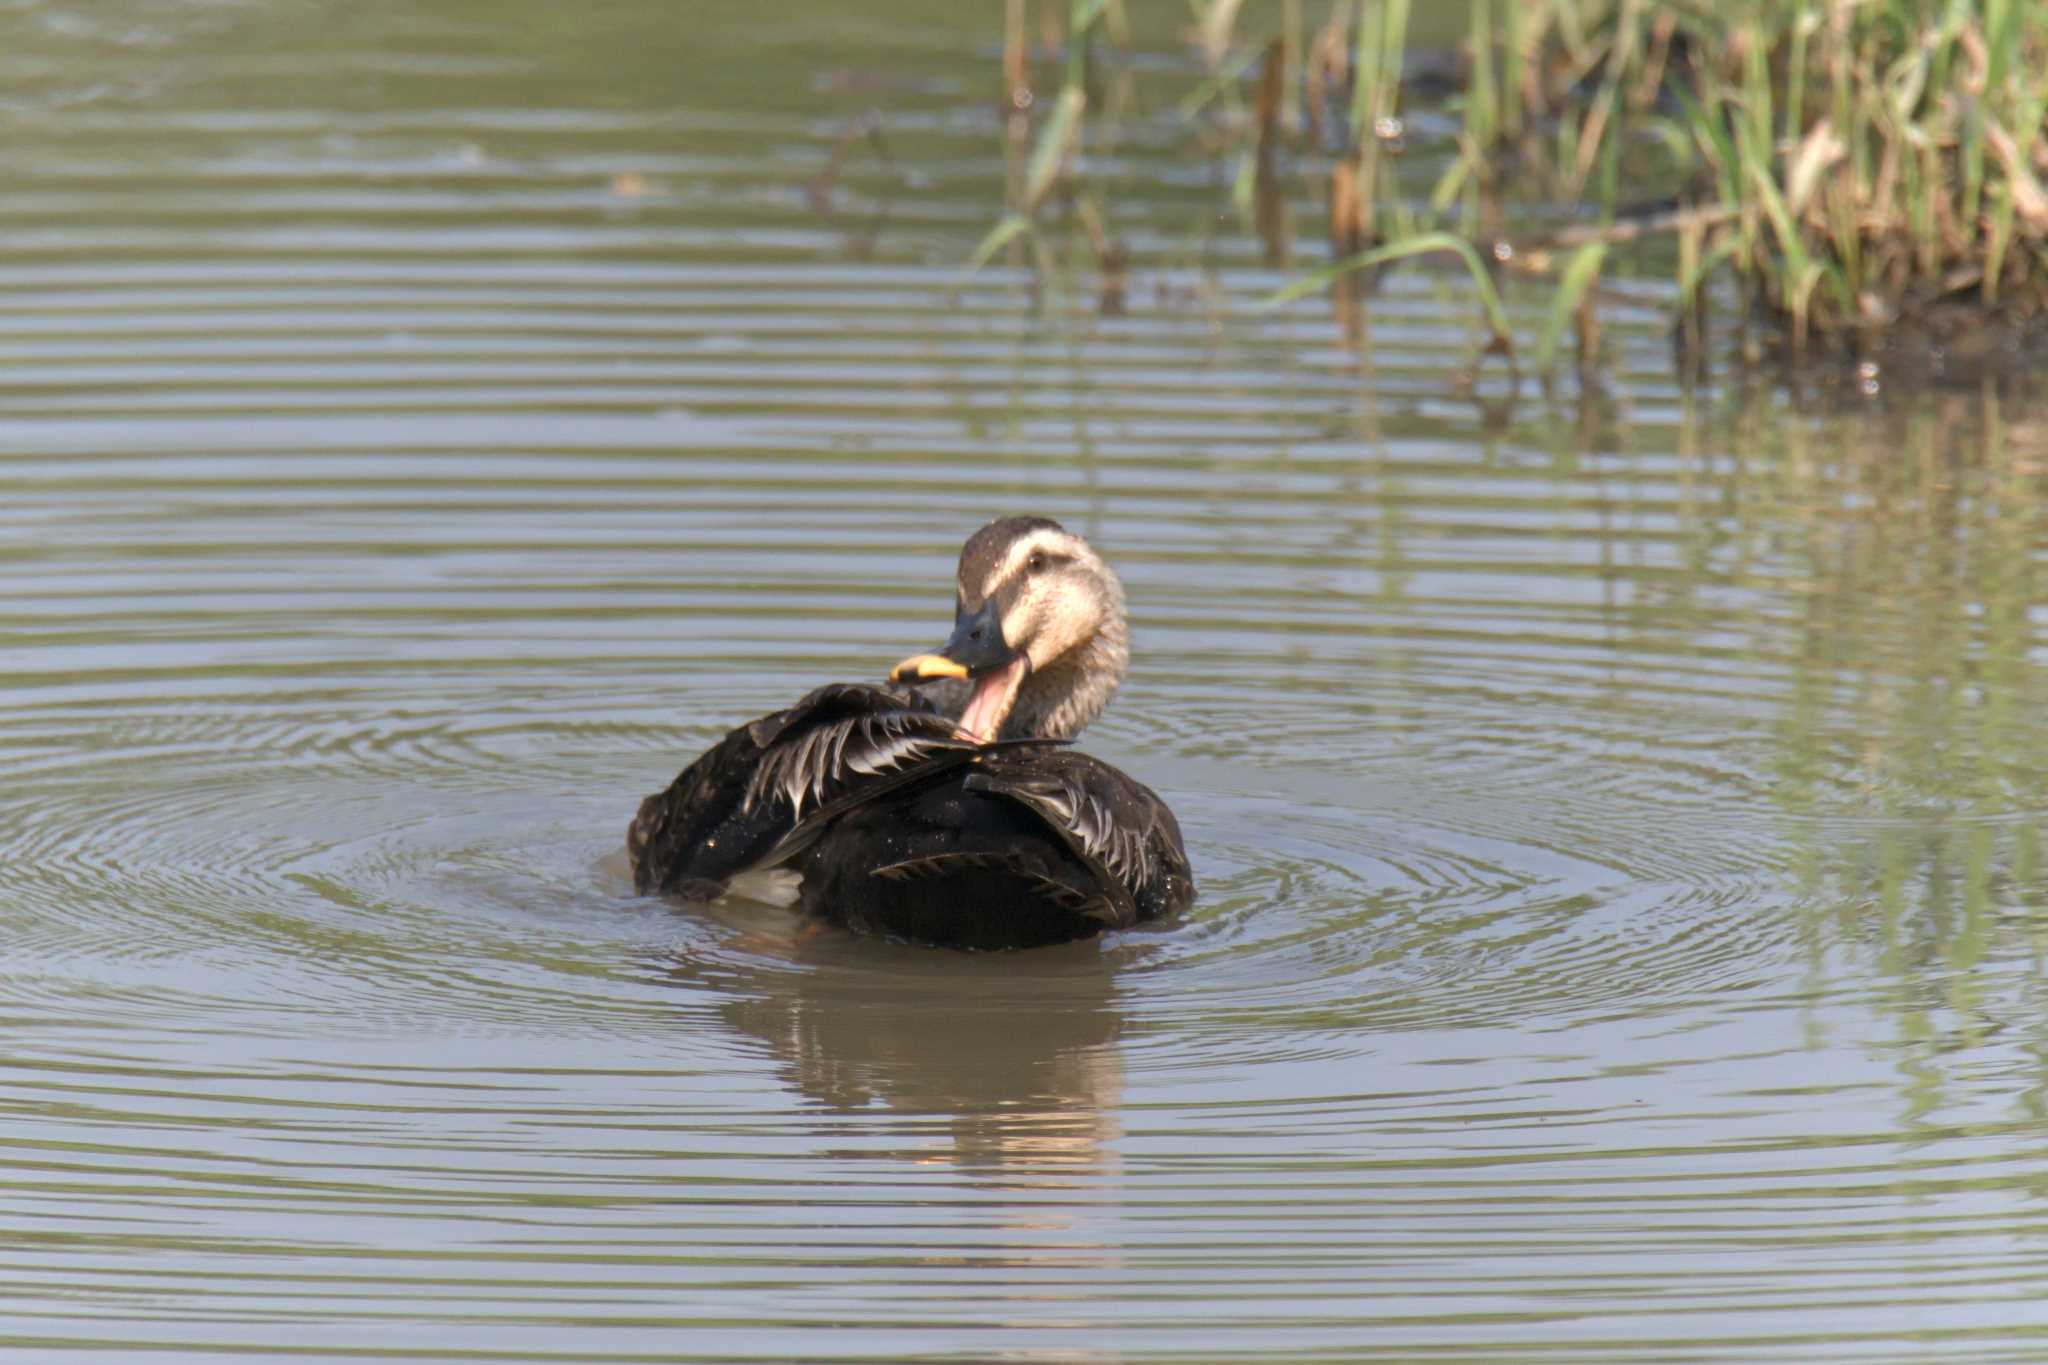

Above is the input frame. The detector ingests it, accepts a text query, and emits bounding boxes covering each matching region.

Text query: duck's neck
[1002,614,1128,741]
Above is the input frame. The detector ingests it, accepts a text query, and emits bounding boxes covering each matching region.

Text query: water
[6,2,2048,1360]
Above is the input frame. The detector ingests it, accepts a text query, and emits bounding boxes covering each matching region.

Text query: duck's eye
[1026,551,1046,573]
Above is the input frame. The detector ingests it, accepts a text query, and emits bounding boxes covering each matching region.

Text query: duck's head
[890,517,1129,743]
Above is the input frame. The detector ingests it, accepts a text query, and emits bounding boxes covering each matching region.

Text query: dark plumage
[627,518,1194,950]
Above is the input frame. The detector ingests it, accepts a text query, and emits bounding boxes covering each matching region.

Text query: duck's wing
[628,683,979,898]
[964,749,1195,927]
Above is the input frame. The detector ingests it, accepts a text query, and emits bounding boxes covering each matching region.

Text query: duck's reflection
[661,926,1129,1178]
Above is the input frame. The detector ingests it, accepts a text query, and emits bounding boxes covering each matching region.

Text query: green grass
[976,0,2048,373]
[1597,0,2048,355]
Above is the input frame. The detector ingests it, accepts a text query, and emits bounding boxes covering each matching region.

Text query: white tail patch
[723,867,804,908]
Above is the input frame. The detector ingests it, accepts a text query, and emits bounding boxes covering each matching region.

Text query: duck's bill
[887,648,1029,744]
[889,653,969,683]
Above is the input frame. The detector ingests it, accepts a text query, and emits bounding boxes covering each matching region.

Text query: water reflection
[661,934,1126,1179]
[1689,388,2048,912]
[1741,390,2048,1126]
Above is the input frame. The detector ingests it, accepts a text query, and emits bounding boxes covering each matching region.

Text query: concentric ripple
[3,1,2048,1362]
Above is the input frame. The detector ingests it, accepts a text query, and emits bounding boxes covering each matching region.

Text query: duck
[626,516,1194,950]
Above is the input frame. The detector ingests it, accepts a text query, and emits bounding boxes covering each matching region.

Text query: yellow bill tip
[889,652,970,684]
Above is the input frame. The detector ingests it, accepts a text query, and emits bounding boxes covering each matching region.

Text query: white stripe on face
[984,530,1078,600]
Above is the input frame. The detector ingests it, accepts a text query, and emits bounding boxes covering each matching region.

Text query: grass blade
[1535,241,1607,372]
[1024,85,1088,213]
[1258,231,1513,346]
[964,212,1034,272]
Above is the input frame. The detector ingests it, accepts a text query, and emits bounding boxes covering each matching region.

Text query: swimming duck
[627,516,1193,949]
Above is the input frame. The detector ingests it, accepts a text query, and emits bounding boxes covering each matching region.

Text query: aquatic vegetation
[1462,0,2048,365]
[984,0,2048,375]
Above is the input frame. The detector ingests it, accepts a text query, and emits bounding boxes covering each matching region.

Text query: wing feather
[957,746,1194,925]
[744,706,967,824]
[972,762,1164,899]
[632,683,973,897]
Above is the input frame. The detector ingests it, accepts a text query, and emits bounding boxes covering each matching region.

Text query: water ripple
[3,1,2047,1360]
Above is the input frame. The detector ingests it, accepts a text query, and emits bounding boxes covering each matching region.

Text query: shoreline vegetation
[976,0,2048,382]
